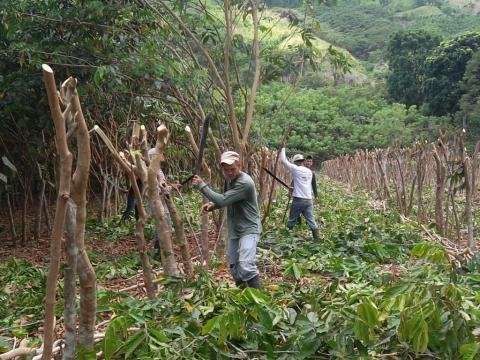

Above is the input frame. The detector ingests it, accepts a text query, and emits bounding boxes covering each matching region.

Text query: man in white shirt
[280,143,319,240]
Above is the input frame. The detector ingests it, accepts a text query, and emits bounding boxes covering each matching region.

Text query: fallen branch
[0,347,37,360]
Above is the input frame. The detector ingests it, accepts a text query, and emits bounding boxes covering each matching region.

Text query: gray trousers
[228,233,260,282]
[287,197,318,230]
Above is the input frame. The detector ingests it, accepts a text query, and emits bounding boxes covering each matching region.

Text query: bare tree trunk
[241,0,261,149]
[433,145,446,236]
[93,126,156,298]
[66,76,97,349]
[148,125,179,277]
[460,134,474,248]
[416,147,426,222]
[34,178,46,242]
[164,194,194,279]
[464,157,474,248]
[43,192,52,232]
[114,166,120,215]
[450,192,461,243]
[6,193,16,246]
[101,170,107,220]
[21,191,28,245]
[106,181,114,218]
[41,64,73,360]
[201,198,210,265]
[472,141,480,201]
[214,208,228,259]
[63,200,77,360]
[223,0,242,153]
[185,125,212,266]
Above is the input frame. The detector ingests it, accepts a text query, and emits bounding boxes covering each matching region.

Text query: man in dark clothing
[121,178,143,221]
[305,155,318,199]
[192,151,262,289]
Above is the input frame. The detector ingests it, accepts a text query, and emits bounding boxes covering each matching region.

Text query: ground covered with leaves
[1,179,480,359]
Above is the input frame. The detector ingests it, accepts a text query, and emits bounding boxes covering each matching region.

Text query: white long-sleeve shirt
[280,147,313,199]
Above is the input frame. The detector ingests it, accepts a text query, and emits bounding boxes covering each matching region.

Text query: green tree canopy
[386,29,440,107]
[423,31,480,116]
[253,83,450,160]
[456,50,480,137]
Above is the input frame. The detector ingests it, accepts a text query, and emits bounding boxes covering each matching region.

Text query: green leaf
[460,342,480,360]
[357,300,379,327]
[122,330,146,359]
[244,287,269,304]
[94,66,107,86]
[256,307,273,330]
[147,325,170,344]
[201,317,218,335]
[292,263,301,280]
[353,319,370,343]
[103,316,128,360]
[0,172,6,184]
[299,337,321,358]
[412,319,429,353]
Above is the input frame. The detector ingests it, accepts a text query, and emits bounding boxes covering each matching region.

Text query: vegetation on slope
[2,181,480,358]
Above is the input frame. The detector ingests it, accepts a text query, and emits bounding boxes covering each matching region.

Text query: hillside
[308,0,480,62]
[232,6,370,85]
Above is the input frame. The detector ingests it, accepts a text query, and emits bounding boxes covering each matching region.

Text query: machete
[262,167,290,190]
[181,115,211,185]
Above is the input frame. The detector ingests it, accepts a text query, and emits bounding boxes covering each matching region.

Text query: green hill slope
[309,0,480,62]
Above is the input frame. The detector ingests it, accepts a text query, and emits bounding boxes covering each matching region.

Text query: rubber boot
[246,275,261,289]
[312,228,320,240]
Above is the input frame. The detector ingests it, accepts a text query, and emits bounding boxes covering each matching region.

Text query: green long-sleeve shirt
[197,172,261,239]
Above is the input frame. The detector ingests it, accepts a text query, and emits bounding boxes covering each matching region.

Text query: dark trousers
[121,179,143,221]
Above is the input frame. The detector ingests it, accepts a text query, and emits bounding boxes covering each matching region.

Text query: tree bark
[6,193,16,246]
[433,144,446,236]
[164,193,194,279]
[93,125,156,298]
[148,125,179,277]
[41,63,73,360]
[241,0,261,149]
[65,76,97,349]
[63,200,77,360]
[43,192,52,232]
[34,177,46,242]
[21,190,28,245]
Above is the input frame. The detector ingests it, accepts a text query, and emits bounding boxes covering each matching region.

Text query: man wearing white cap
[192,151,262,289]
[280,143,319,240]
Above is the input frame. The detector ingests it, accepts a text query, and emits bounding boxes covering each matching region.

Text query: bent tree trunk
[66,76,97,350]
[42,64,73,360]
[148,125,179,276]
[63,200,78,360]
[164,193,194,279]
[93,125,156,298]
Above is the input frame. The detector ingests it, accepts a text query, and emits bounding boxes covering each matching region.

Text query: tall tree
[456,50,480,136]
[423,31,480,116]
[386,29,440,107]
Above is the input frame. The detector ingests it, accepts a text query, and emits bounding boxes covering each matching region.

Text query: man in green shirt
[192,151,262,289]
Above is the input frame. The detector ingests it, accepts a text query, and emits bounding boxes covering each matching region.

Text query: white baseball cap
[220,151,240,165]
[292,154,305,162]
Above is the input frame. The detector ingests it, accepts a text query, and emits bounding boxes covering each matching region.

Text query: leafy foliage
[457,50,480,138]
[0,259,47,338]
[2,180,480,358]
[313,0,480,63]
[386,29,440,106]
[423,31,480,116]
[253,83,451,159]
